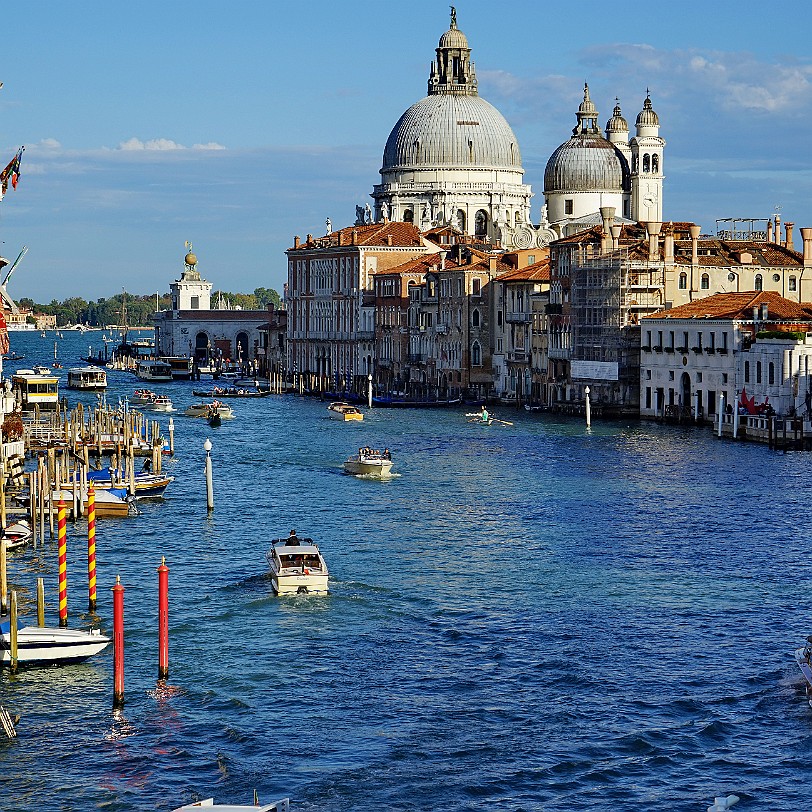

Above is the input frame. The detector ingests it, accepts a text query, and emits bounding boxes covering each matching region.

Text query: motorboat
[67,365,108,391]
[50,486,135,518]
[795,637,812,706]
[343,447,393,477]
[0,619,110,666]
[0,520,32,551]
[147,395,174,412]
[32,365,51,375]
[130,388,158,406]
[192,387,270,398]
[84,468,174,498]
[266,532,329,595]
[327,401,363,421]
[172,798,289,812]
[185,401,234,419]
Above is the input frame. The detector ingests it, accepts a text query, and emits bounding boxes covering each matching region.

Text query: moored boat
[84,468,175,498]
[192,387,270,398]
[1,519,32,550]
[343,447,393,477]
[795,637,812,706]
[266,531,329,595]
[136,360,173,382]
[50,486,134,518]
[327,401,363,421]
[0,619,110,666]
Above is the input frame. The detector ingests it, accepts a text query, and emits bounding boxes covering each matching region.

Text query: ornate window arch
[471,340,482,366]
[701,273,710,290]
[679,272,687,290]
[755,274,763,291]
[472,308,480,328]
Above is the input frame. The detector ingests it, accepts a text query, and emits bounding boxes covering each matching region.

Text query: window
[472,309,480,328]
[773,273,781,283]
[403,209,413,223]
[472,342,482,366]
[744,361,750,384]
[564,199,573,215]
[721,332,728,351]
[722,374,728,384]
[643,153,651,172]
[708,390,716,415]
[456,209,466,232]
[755,274,763,291]
[679,273,687,290]
[646,387,651,409]
[472,278,481,296]
[497,310,502,326]
[652,154,659,173]
[527,255,535,265]
[190,296,199,309]
[756,361,762,384]
[768,362,775,385]
[701,274,710,290]
[790,276,797,292]
[696,372,703,383]
[669,371,675,381]
[645,369,652,380]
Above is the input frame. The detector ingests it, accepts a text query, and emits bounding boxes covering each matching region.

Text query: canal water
[0,331,811,812]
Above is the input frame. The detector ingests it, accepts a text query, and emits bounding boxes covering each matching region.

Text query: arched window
[474,210,488,237]
[472,308,480,328]
[455,209,466,232]
[744,361,750,383]
[403,209,413,223]
[755,274,763,291]
[643,153,651,173]
[701,273,710,290]
[652,154,659,173]
[679,273,687,290]
[756,361,762,384]
[471,341,482,366]
[789,275,797,291]
[768,362,775,385]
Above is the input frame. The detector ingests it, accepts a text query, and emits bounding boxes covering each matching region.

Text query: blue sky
[2,0,811,302]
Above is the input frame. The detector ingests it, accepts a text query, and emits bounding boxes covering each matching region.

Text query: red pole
[57,499,68,628]
[157,556,169,681]
[87,484,97,612]
[112,575,125,709]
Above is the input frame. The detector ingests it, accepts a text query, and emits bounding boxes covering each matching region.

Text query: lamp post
[203,438,213,511]
[584,385,591,428]
[368,373,373,409]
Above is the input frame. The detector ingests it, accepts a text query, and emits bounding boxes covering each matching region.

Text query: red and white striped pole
[157,556,169,681]
[57,499,68,628]
[112,575,125,709]
[87,484,97,612]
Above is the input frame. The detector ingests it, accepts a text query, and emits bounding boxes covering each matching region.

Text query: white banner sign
[571,360,618,381]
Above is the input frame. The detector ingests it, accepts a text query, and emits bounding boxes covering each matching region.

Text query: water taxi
[343,447,393,477]
[185,401,234,419]
[147,395,174,412]
[11,369,59,411]
[130,388,158,406]
[328,401,363,421]
[1,619,110,666]
[67,365,108,391]
[136,360,173,382]
[266,531,329,595]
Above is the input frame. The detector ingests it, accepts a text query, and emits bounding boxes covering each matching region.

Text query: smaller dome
[636,95,660,127]
[185,252,197,267]
[606,100,628,133]
[439,26,469,49]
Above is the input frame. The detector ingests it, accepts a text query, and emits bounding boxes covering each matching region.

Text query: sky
[1,0,811,303]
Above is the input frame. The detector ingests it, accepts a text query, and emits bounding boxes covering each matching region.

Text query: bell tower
[630,93,665,223]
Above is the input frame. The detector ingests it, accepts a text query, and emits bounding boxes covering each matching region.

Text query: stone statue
[540,203,549,225]
[381,201,389,222]
[454,210,464,232]
[325,218,332,234]
[450,6,456,28]
[355,205,365,226]
[364,203,372,224]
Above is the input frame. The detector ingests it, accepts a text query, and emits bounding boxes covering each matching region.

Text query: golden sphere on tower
[185,251,197,267]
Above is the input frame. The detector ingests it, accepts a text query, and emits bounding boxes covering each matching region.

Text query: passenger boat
[11,369,59,411]
[185,401,234,419]
[343,448,393,477]
[136,360,173,382]
[266,532,329,595]
[0,619,110,666]
[172,798,289,812]
[0,520,32,551]
[130,388,158,406]
[327,401,363,421]
[67,365,108,391]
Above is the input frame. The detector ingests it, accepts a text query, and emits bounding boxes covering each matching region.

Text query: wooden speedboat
[50,487,134,518]
[0,619,110,666]
[266,532,329,595]
[1,519,32,550]
[84,469,174,498]
[327,401,363,421]
[185,401,234,419]
[343,448,393,477]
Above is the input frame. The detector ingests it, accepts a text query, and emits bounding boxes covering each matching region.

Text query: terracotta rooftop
[289,221,426,250]
[374,254,459,276]
[643,291,812,322]
[496,257,551,282]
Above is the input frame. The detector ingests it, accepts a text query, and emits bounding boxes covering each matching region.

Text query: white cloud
[192,142,226,151]
[118,137,186,151]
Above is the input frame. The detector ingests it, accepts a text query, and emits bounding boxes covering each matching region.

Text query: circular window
[728,272,736,282]
[773,273,781,282]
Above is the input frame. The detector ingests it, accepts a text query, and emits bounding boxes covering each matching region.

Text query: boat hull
[271,571,330,596]
[0,625,110,665]
[343,458,393,477]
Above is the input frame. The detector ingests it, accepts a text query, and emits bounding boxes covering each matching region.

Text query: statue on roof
[365,202,372,224]
[381,201,389,222]
[325,217,332,234]
[355,205,365,226]
[450,6,457,28]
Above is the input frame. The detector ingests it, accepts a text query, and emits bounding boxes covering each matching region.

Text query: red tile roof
[643,291,812,321]
[290,222,426,250]
[496,257,551,282]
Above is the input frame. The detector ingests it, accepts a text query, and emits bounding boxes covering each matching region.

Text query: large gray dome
[544,135,629,193]
[381,94,523,173]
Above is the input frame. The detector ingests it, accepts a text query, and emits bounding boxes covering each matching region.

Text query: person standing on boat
[481,406,489,423]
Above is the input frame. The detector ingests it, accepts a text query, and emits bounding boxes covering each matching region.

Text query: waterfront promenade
[0,332,810,811]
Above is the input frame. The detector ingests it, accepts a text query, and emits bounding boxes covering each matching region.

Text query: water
[1,331,811,811]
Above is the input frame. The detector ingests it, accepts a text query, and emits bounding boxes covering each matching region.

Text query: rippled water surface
[1,332,812,811]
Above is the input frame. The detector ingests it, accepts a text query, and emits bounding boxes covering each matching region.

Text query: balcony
[652,345,663,353]
[641,345,651,353]
[691,346,703,353]
[549,347,571,360]
[435,323,449,335]
[407,353,423,363]
[676,346,688,353]
[508,350,528,362]
[505,311,532,324]
[704,347,715,354]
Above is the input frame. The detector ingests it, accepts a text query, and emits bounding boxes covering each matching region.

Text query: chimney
[646,221,662,261]
[785,222,795,251]
[293,235,300,249]
[761,302,769,321]
[352,229,358,245]
[440,253,445,270]
[774,214,781,243]
[664,227,675,263]
[386,235,393,246]
[306,234,313,244]
[600,206,616,252]
[611,224,622,250]
[753,306,759,324]
[800,227,812,267]
[689,224,701,265]
[489,256,497,272]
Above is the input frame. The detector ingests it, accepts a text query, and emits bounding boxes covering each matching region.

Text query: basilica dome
[544,135,628,193]
[381,94,523,172]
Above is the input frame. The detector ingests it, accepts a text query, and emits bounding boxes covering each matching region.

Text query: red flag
[10,147,23,190]
[0,310,9,356]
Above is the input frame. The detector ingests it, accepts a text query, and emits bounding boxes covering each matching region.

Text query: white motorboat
[148,395,174,412]
[266,532,329,596]
[327,401,363,421]
[185,401,234,419]
[0,520,33,551]
[172,798,289,812]
[343,447,393,477]
[130,388,158,406]
[0,619,110,666]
